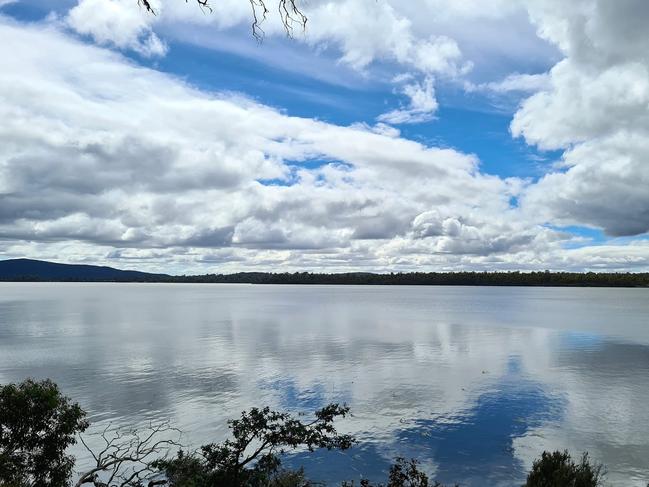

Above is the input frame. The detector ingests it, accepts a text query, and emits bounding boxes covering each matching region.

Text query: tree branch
[74,421,182,487]
[135,0,307,40]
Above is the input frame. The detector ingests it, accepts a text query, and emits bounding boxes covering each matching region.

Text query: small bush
[523,450,605,487]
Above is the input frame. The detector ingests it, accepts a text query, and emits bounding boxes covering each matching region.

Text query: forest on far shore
[1,259,649,286]
[165,270,649,287]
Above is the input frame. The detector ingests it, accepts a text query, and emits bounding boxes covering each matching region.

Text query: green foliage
[385,458,431,487]
[0,378,89,487]
[342,458,457,487]
[157,403,354,487]
[523,450,605,487]
[266,468,313,487]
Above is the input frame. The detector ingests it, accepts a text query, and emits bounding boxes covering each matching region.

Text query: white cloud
[0,17,566,272]
[2,3,649,272]
[151,0,555,133]
[63,0,479,129]
[555,240,649,270]
[521,131,649,236]
[300,2,468,77]
[512,60,649,150]
[378,77,438,124]
[466,72,550,94]
[514,0,649,237]
[67,0,167,57]
[65,0,472,76]
[58,0,556,136]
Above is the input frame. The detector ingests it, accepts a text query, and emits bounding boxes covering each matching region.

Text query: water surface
[0,283,648,485]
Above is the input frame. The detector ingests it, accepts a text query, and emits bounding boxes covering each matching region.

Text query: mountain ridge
[0,258,169,281]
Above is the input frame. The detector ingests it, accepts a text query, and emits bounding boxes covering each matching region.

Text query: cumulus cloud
[514,0,649,237]
[2,1,649,272]
[67,0,167,56]
[300,3,468,77]
[409,210,547,256]
[0,17,569,272]
[522,132,649,236]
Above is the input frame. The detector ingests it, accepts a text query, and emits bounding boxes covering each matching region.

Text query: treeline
[166,271,649,287]
[2,258,649,287]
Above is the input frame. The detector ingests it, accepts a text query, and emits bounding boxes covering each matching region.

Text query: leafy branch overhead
[156,403,355,485]
[137,0,308,40]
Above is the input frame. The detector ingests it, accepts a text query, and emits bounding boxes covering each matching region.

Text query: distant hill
[0,259,168,282]
[1,258,648,286]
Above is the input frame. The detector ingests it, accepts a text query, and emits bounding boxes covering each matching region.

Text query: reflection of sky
[1,284,649,485]
[397,357,564,486]
[285,356,565,486]
[559,331,606,351]
[260,377,350,412]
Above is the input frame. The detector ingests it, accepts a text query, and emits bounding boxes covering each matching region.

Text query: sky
[0,0,648,274]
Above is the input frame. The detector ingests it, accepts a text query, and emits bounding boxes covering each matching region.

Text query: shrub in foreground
[523,450,605,487]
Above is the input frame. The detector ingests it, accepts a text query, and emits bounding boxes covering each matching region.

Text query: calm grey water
[0,283,648,486]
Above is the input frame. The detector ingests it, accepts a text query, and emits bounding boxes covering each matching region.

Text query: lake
[0,283,648,485]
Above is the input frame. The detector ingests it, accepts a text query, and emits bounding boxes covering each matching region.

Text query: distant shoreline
[1,259,648,287]
[2,280,649,288]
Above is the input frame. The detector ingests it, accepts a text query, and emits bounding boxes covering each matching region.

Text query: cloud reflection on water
[0,284,648,485]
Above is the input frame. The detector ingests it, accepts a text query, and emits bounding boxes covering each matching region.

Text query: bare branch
[135,1,307,41]
[137,0,155,15]
[74,421,183,487]
[278,0,308,38]
[250,0,270,42]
